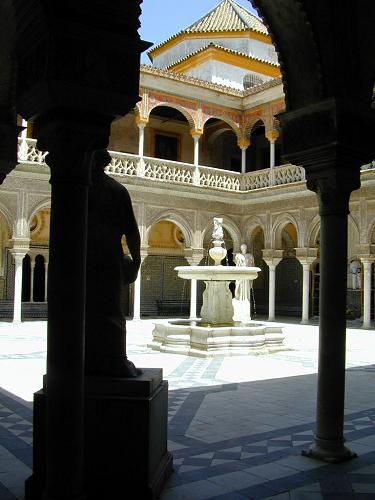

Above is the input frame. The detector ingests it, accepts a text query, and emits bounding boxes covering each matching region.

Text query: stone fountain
[150,218,285,357]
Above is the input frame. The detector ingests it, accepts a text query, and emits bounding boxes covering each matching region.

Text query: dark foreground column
[302,178,357,462]
[25,116,110,500]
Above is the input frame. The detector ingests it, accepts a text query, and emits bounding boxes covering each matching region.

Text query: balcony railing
[17,138,375,193]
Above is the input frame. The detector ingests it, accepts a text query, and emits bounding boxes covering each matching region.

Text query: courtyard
[1,318,375,499]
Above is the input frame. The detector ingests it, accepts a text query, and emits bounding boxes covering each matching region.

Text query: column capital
[262,249,283,267]
[190,128,203,139]
[295,247,318,265]
[356,244,375,256]
[358,255,375,265]
[237,138,250,150]
[11,237,30,254]
[307,174,359,216]
[135,116,149,127]
[265,130,279,142]
[35,114,112,186]
[184,248,205,266]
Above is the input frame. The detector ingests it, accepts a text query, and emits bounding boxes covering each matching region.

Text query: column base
[300,319,310,325]
[302,437,357,463]
[25,369,172,500]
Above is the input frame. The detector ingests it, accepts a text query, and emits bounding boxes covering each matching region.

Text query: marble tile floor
[1,318,375,499]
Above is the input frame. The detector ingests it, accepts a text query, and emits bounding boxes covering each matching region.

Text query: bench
[156,299,189,316]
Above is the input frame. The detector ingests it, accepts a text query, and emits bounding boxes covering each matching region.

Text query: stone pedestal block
[25,369,172,500]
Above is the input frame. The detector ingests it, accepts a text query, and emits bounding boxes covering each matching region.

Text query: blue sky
[139,0,259,64]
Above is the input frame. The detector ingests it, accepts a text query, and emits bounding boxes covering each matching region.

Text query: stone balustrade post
[262,249,283,321]
[295,248,318,324]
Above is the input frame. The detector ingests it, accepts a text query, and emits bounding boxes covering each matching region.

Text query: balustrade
[17,138,373,193]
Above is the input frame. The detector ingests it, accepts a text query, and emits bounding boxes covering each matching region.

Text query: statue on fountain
[233,243,255,322]
[85,149,141,378]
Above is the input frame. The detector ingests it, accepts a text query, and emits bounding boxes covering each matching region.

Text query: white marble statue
[212,217,224,241]
[233,243,255,322]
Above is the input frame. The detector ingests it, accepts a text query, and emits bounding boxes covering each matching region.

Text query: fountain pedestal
[201,281,233,324]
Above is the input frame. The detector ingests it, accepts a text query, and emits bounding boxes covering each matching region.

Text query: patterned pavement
[1,318,375,499]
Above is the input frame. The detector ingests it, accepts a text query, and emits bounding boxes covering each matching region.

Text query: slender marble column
[189,278,197,320]
[266,131,278,185]
[263,251,283,322]
[241,148,247,174]
[193,135,200,166]
[30,257,35,303]
[44,260,48,302]
[138,124,145,157]
[12,252,25,323]
[362,259,373,329]
[19,119,28,161]
[191,131,202,185]
[301,263,310,323]
[268,264,277,321]
[269,139,276,168]
[136,117,148,177]
[133,267,142,320]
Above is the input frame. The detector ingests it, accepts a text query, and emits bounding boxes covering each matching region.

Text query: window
[153,131,180,161]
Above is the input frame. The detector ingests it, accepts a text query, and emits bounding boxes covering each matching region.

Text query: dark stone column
[302,176,357,462]
[36,116,110,500]
[277,99,375,463]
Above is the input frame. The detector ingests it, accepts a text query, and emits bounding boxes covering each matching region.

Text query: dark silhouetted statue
[85,150,141,377]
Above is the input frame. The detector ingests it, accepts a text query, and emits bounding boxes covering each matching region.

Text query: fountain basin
[149,320,286,358]
[175,265,260,281]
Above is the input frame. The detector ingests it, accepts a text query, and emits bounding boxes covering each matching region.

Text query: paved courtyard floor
[1,317,375,499]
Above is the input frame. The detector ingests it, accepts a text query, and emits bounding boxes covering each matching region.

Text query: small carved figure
[85,149,141,377]
[234,244,254,301]
[212,217,224,241]
[350,260,361,290]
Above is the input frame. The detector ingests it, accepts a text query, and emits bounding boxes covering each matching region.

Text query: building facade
[1,0,374,325]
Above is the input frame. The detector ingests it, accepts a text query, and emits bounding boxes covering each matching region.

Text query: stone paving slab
[1,318,375,499]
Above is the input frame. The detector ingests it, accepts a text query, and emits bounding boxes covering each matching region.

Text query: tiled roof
[148,0,268,56]
[166,42,279,71]
[186,0,268,35]
[140,64,282,97]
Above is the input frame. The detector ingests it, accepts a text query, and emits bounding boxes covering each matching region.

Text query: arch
[365,216,375,246]
[0,202,15,234]
[243,215,266,244]
[201,215,241,252]
[205,127,235,149]
[306,214,321,248]
[245,117,267,138]
[202,116,241,142]
[147,103,196,129]
[272,213,300,248]
[145,210,193,249]
[28,198,51,225]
